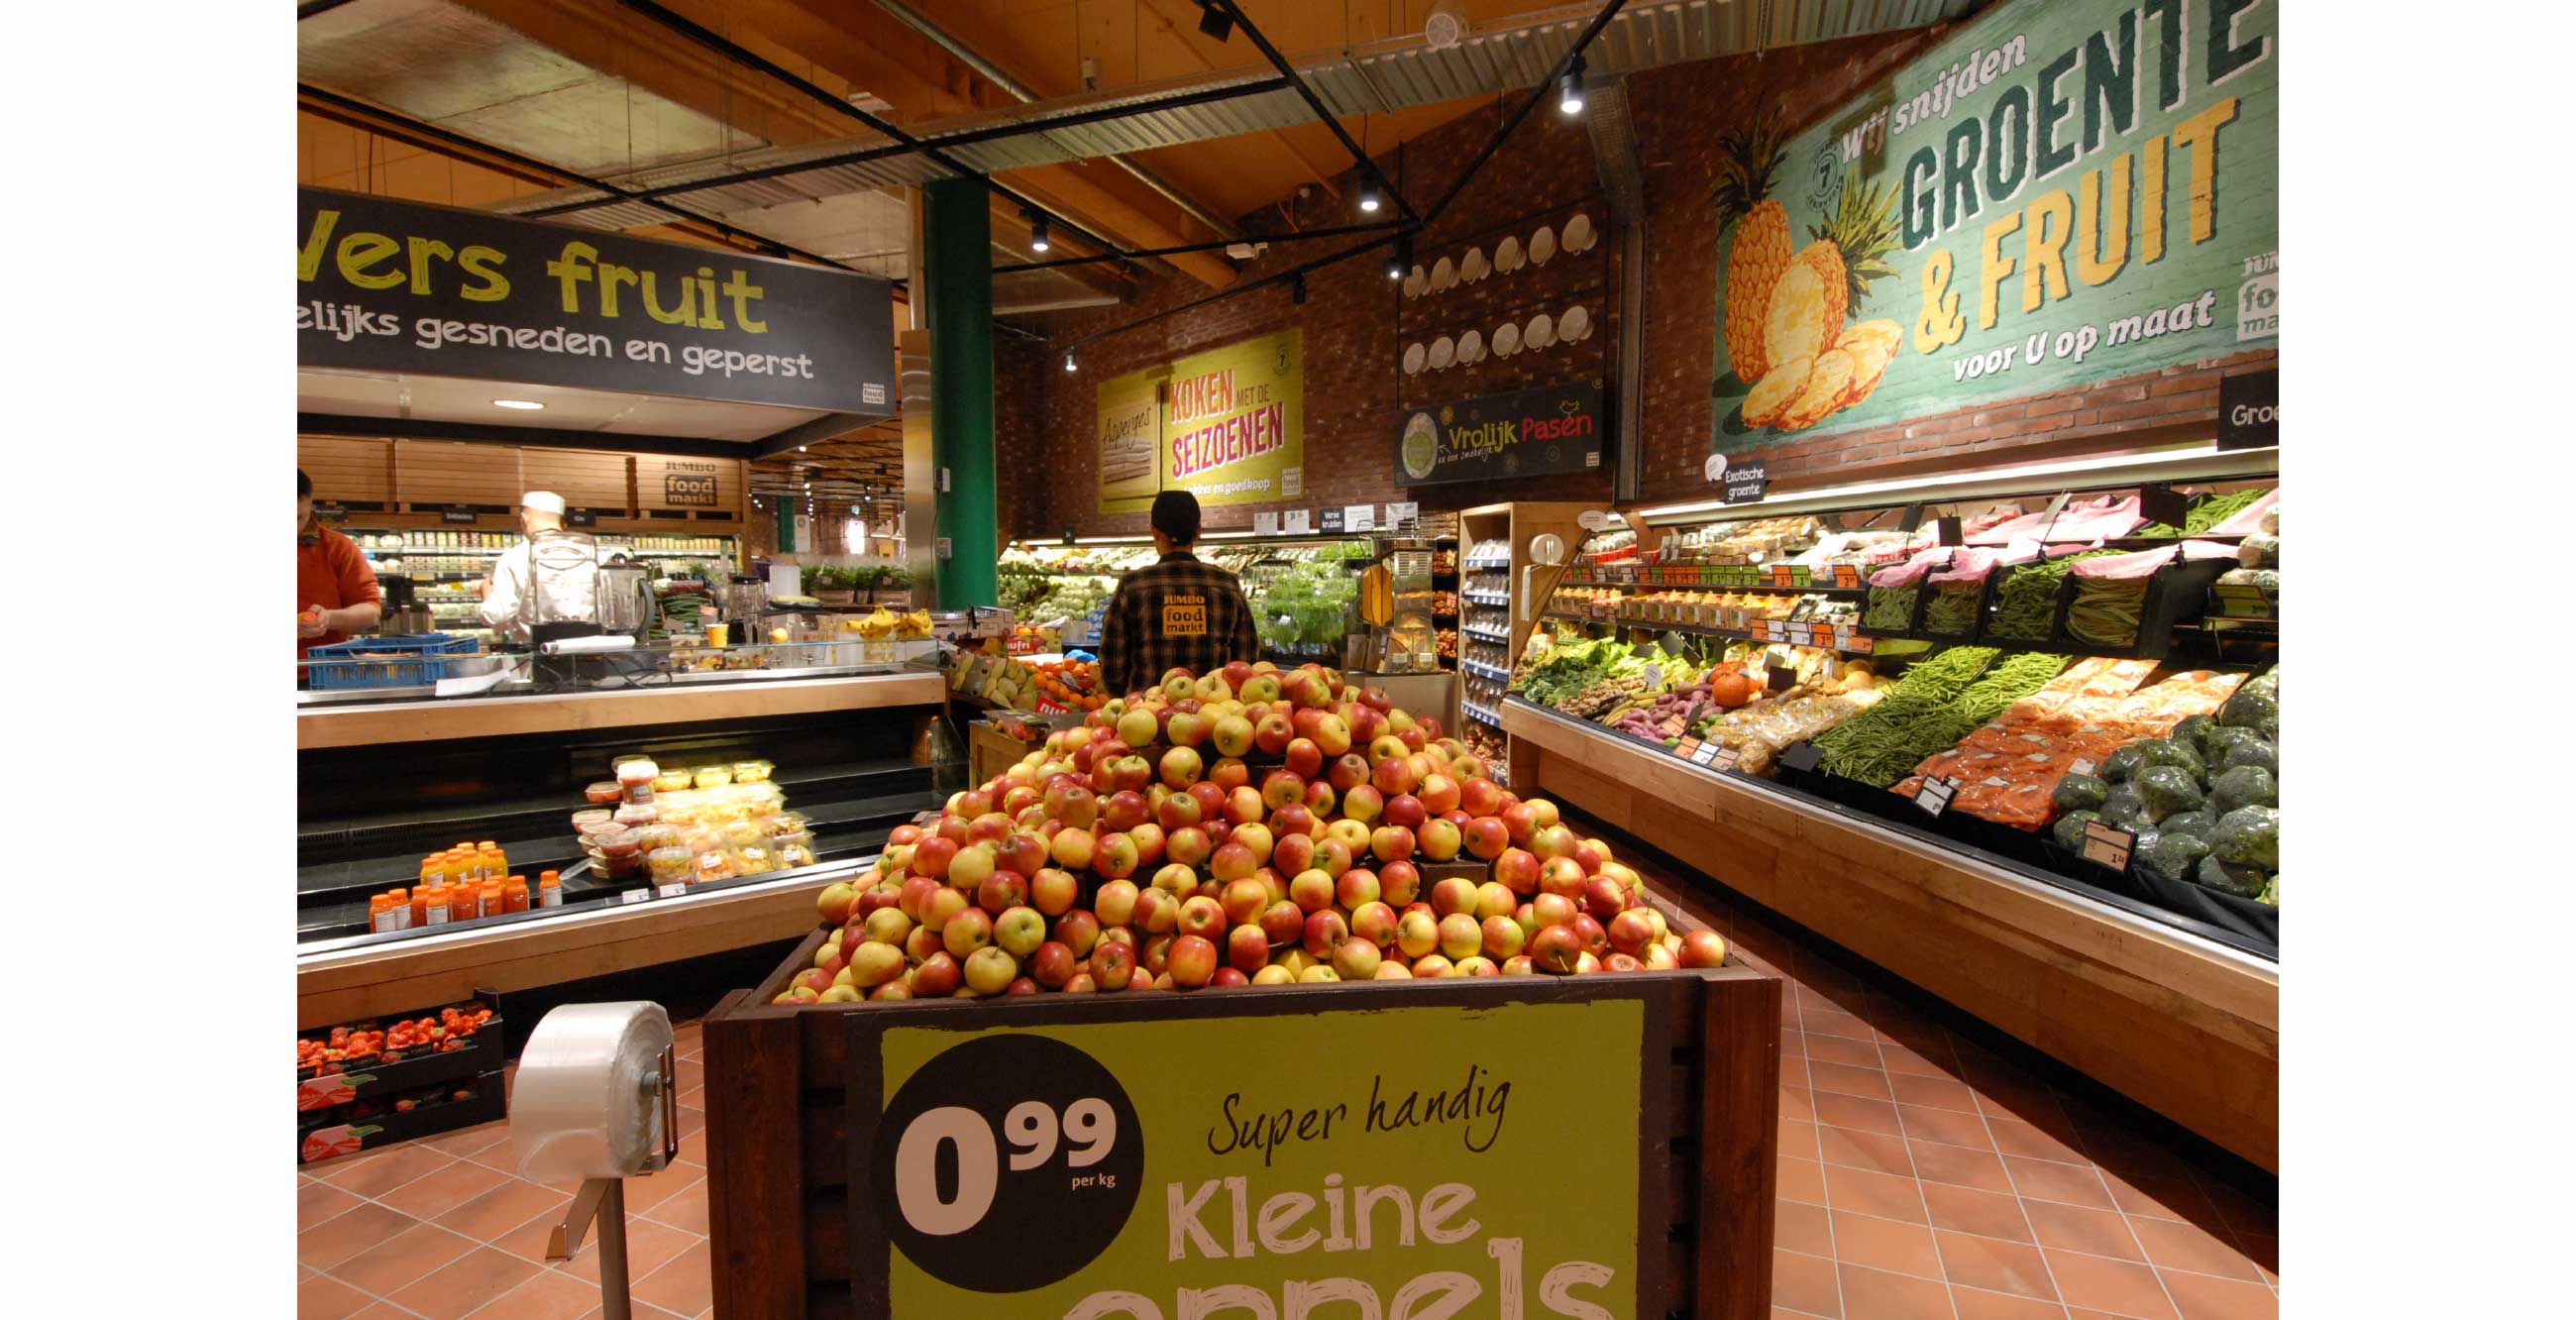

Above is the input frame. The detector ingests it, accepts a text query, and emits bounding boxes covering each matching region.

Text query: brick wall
[1013,29,2274,539]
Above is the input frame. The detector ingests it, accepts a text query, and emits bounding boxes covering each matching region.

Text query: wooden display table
[296,670,948,750]
[703,933,1781,1319]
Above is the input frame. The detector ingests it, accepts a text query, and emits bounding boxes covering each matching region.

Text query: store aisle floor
[296,1021,712,1320]
[296,827,2276,1320]
[1598,811,2281,1320]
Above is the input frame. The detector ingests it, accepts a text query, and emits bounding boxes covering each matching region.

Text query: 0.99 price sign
[870,1035,1144,1292]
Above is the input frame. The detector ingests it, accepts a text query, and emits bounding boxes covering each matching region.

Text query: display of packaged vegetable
[1988,550,2119,642]
[1863,585,1918,628]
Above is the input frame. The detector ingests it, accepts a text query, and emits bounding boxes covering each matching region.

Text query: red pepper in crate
[393,1098,417,1113]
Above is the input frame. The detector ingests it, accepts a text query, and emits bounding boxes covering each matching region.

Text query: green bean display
[1922,580,1984,635]
[2068,576,2150,646]
[1864,585,1919,628]
[2184,487,2267,534]
[1809,648,2067,787]
[1988,550,2119,641]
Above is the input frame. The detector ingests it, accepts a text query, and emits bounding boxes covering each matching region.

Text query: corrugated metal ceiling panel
[492,0,1974,227]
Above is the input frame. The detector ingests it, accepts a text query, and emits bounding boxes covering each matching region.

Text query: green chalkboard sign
[1711,0,2277,445]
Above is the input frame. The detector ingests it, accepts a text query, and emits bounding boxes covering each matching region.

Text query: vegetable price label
[656,882,689,899]
[869,998,1652,1316]
[2080,821,2137,872]
[1708,745,1742,772]
[620,889,652,905]
[1691,742,1723,766]
[1832,564,1862,589]
[1780,742,1825,773]
[1915,777,1960,817]
[1767,663,1796,693]
[1770,565,1796,588]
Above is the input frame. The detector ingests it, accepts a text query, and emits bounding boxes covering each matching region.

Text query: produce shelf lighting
[1029,213,1050,253]
[1558,55,1587,116]
[1064,350,1079,373]
[492,399,544,410]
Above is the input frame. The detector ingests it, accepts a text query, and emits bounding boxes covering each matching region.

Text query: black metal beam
[300,413,778,460]
[521,75,1289,223]
[294,84,880,282]
[1056,0,1630,353]
[1423,0,1630,226]
[995,218,1405,274]
[296,0,362,18]
[1205,0,1417,225]
[612,0,1127,265]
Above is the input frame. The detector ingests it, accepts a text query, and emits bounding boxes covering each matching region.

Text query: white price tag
[1915,777,1959,817]
[2070,758,2095,776]
[1344,503,1376,531]
[657,882,690,899]
[1283,509,1312,534]
[1253,511,1280,535]
[621,888,653,905]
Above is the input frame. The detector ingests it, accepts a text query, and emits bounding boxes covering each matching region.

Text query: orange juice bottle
[387,888,411,932]
[419,857,441,893]
[480,842,505,879]
[482,882,504,917]
[538,871,562,908]
[455,882,483,921]
[369,895,391,933]
[503,877,530,913]
[422,885,451,926]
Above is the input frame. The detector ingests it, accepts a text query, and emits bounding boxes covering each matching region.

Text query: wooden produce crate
[704,934,1780,1319]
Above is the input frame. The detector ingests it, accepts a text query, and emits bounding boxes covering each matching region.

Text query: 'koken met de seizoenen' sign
[1099,329,1304,513]
[859,994,1652,1316]
[1709,0,2276,444]
[1397,382,1605,487]
[296,187,896,414]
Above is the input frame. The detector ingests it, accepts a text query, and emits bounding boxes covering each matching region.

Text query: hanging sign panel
[296,187,896,414]
[1397,381,1606,487]
[1708,0,2278,446]
[1098,329,1305,513]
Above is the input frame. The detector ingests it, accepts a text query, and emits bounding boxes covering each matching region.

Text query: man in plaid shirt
[1099,491,1260,698]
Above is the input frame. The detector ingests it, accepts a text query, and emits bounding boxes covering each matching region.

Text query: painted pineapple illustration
[1711,114,1791,385]
[1719,138,1907,432]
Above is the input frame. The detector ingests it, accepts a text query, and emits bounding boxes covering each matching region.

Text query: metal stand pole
[548,1176,633,1320]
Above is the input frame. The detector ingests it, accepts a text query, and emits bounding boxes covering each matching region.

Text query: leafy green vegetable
[2199,724,2262,766]
[2197,854,2268,898]
[2185,487,2268,534]
[2098,745,2146,783]
[2156,810,2215,840]
[2134,765,2206,822]
[2210,765,2278,816]
[2052,773,2110,814]
[2098,783,2147,826]
[2133,738,2207,785]
[2221,690,2279,730]
[2052,810,2102,851]
[2136,832,2211,886]
[2209,806,2280,869]
[2222,739,2277,775]
[2170,715,2215,755]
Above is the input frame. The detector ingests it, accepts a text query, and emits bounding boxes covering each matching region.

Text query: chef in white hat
[477,491,604,645]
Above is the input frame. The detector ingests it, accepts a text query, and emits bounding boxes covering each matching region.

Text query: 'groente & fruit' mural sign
[1709,0,2277,445]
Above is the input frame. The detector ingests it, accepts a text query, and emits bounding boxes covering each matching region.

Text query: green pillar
[924,177,998,607]
[774,495,794,553]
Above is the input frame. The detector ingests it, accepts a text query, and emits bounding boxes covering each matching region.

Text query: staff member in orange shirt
[297,469,381,663]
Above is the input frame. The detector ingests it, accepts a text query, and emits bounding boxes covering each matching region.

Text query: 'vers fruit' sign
[1710,0,2277,445]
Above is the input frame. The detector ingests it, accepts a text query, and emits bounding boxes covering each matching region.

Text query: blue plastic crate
[305,633,481,691]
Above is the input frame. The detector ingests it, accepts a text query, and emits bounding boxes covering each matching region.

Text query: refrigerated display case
[1491,446,2282,1169]
[295,664,955,1027]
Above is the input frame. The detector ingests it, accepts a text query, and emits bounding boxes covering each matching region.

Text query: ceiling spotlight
[1029,213,1050,253]
[1385,236,1410,281]
[1195,0,1234,42]
[1064,350,1079,372]
[492,399,544,410]
[1357,183,1381,214]
[1558,55,1587,116]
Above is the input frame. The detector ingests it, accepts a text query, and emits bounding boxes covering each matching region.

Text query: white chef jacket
[478,531,605,644]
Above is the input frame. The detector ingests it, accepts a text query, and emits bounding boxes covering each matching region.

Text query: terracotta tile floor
[1605,812,2281,1320]
[295,824,2277,1320]
[297,1021,711,1319]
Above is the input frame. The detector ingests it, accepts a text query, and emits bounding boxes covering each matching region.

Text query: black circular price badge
[871,1035,1144,1293]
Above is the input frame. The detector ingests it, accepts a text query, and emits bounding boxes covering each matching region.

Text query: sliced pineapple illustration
[1833,320,1904,407]
[1742,356,1815,429]
[1778,350,1857,430]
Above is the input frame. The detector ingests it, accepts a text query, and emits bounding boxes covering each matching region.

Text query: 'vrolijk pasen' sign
[1397,382,1605,487]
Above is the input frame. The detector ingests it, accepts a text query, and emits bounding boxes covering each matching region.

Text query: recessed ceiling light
[493,399,544,410]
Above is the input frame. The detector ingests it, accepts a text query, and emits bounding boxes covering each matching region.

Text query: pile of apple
[782,661,1729,1004]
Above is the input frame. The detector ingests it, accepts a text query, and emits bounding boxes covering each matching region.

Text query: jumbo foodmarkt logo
[1708,0,2277,445]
